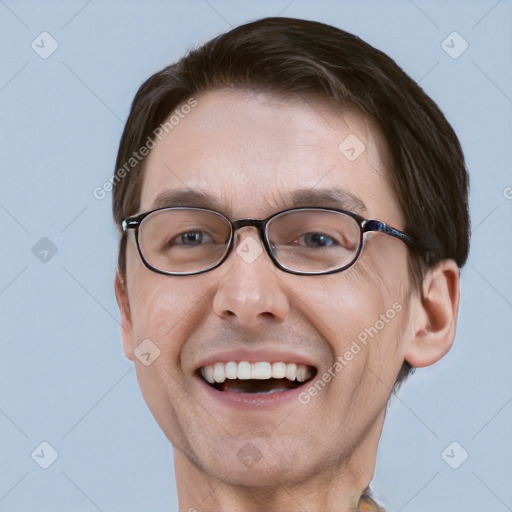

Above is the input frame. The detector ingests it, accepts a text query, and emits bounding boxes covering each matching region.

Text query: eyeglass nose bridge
[230,216,269,244]
[228,217,275,262]
[231,218,267,232]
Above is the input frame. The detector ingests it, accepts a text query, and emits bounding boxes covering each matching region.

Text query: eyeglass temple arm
[121,218,140,232]
[362,219,428,251]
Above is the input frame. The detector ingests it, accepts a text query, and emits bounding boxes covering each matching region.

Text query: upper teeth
[201,361,313,384]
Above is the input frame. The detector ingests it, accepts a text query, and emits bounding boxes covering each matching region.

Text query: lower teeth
[231,385,296,395]
[215,378,302,394]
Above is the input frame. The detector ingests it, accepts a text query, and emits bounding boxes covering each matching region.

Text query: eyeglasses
[121,206,427,276]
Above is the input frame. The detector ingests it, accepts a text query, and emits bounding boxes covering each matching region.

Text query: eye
[301,232,337,248]
[171,230,213,247]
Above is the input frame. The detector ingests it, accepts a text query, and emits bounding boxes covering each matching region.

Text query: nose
[212,229,290,330]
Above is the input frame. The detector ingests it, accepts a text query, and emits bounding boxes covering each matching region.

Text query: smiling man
[113,17,470,511]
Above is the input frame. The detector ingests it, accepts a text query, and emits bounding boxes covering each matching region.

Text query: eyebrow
[152,189,224,211]
[289,188,366,213]
[151,187,366,215]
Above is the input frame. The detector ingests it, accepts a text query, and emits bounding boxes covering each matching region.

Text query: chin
[189,436,325,488]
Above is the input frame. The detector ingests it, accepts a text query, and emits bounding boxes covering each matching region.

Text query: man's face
[119,89,418,487]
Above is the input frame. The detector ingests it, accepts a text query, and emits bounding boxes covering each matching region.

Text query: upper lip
[194,348,320,372]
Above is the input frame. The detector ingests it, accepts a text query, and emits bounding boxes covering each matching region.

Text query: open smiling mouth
[198,361,317,394]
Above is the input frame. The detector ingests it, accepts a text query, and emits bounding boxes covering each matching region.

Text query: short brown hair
[112,17,470,387]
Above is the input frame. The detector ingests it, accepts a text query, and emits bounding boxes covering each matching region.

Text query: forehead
[139,88,402,224]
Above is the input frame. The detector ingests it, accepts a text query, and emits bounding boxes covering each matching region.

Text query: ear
[404,259,460,368]
[115,272,134,361]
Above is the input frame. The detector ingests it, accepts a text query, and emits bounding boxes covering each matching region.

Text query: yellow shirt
[355,488,384,511]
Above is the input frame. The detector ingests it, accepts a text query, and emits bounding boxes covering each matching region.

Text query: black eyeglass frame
[121,206,429,276]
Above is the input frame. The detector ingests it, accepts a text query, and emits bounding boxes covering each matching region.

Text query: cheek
[125,257,173,349]
[305,267,386,340]
[125,239,188,343]
[303,251,409,361]
[129,280,193,352]
[126,271,219,369]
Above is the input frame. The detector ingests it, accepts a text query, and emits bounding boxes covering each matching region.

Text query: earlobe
[115,272,135,361]
[404,259,460,368]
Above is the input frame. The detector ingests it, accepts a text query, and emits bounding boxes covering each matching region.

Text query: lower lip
[195,375,310,410]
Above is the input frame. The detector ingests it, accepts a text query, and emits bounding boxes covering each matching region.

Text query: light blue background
[1,1,511,510]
